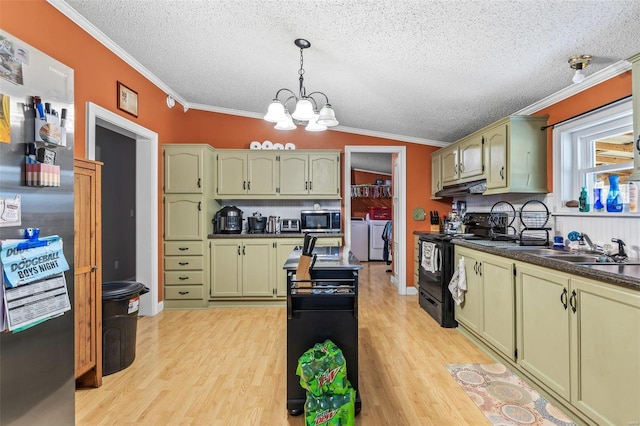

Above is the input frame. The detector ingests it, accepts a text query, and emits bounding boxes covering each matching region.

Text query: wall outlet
[114,260,119,269]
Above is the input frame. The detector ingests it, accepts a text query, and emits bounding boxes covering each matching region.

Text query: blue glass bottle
[593,188,604,212]
[606,175,623,213]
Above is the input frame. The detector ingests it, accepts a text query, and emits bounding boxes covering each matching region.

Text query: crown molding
[47,0,187,109]
[514,60,632,115]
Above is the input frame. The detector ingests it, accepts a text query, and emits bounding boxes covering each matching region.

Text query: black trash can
[102,281,149,376]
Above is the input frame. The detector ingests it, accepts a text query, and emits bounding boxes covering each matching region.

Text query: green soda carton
[297,340,349,396]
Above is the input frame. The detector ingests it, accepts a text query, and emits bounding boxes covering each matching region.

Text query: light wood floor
[76,262,492,425]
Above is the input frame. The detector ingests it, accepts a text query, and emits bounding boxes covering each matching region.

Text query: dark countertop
[208,232,344,239]
[453,239,640,291]
[283,246,362,271]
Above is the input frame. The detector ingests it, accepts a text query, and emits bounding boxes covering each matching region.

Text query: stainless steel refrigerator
[0,29,75,425]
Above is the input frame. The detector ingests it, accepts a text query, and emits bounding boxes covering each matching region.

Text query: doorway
[85,102,159,316]
[345,146,411,295]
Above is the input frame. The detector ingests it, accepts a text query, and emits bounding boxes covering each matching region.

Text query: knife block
[296,254,312,281]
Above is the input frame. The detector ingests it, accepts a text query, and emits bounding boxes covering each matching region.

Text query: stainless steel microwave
[300,210,341,233]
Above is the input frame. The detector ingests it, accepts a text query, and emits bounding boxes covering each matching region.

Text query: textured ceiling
[60,0,640,144]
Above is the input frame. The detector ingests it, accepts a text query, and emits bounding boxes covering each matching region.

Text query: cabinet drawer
[165,241,204,256]
[164,256,204,270]
[164,271,204,285]
[165,285,203,300]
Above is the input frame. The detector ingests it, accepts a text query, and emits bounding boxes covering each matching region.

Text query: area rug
[446,363,576,426]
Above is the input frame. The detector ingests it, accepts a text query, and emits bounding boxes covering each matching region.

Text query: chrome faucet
[577,233,596,252]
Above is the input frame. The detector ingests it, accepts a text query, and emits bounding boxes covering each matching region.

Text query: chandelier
[264,39,339,131]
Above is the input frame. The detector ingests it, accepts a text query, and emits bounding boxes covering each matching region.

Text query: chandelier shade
[265,39,338,131]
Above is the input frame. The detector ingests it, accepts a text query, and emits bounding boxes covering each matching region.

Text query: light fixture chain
[298,47,306,98]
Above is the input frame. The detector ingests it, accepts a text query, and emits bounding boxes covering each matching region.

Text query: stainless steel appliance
[280,218,300,233]
[300,209,341,233]
[266,215,280,234]
[0,30,75,424]
[247,212,266,233]
[213,205,243,234]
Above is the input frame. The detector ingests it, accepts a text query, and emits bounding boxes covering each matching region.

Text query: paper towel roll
[273,143,284,150]
[262,140,273,149]
[250,141,262,150]
[284,143,296,150]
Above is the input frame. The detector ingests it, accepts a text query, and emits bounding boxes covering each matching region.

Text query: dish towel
[448,257,467,305]
[421,241,437,273]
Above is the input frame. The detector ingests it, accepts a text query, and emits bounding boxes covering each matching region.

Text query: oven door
[418,237,444,302]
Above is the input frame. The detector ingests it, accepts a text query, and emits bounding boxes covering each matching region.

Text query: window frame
[552,98,633,213]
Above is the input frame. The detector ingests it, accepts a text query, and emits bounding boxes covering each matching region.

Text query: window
[553,98,633,213]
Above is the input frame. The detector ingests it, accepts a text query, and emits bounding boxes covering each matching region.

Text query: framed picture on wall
[117,81,138,117]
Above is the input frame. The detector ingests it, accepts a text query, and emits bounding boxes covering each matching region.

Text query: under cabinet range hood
[435,179,487,198]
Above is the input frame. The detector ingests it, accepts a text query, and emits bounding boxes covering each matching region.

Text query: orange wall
[533,71,633,190]
[2,1,448,299]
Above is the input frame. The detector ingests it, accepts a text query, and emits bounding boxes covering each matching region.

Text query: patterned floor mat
[446,363,576,425]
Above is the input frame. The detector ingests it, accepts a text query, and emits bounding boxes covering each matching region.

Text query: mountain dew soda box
[304,387,356,426]
[297,340,349,396]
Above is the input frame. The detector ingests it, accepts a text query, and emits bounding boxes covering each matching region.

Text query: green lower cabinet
[209,239,274,297]
[516,263,571,400]
[454,248,483,333]
[569,276,640,426]
[480,255,515,361]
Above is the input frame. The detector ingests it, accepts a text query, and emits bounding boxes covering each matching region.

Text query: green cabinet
[483,116,549,195]
[430,153,442,198]
[455,246,515,360]
[216,151,278,196]
[433,115,549,194]
[279,152,340,197]
[516,263,571,400]
[209,239,274,297]
[162,144,217,309]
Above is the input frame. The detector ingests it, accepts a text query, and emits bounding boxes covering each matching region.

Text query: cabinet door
[242,240,274,296]
[164,194,204,240]
[570,276,640,425]
[631,56,640,180]
[485,124,508,190]
[247,153,278,195]
[164,147,203,193]
[276,239,302,297]
[441,147,459,184]
[458,135,484,179]
[454,248,482,333]
[217,152,247,195]
[516,263,571,400]
[209,240,242,296]
[479,254,515,360]
[309,154,339,195]
[431,153,441,197]
[279,154,309,195]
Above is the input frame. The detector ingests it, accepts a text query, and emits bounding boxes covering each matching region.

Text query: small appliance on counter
[266,215,281,234]
[213,205,243,234]
[280,218,301,233]
[247,212,267,233]
[300,209,341,233]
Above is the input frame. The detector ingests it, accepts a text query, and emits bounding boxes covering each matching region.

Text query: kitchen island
[283,246,362,416]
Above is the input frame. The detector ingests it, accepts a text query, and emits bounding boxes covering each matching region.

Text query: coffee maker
[213,206,243,234]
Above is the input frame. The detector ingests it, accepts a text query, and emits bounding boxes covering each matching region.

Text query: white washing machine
[367,217,388,261]
[350,218,369,261]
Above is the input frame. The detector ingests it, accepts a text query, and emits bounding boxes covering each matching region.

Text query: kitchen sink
[502,247,567,255]
[541,254,606,263]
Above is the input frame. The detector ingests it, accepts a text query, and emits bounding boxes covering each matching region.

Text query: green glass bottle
[578,187,590,212]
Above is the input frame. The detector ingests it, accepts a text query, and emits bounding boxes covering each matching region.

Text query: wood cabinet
[74,158,102,387]
[434,115,548,194]
[455,246,516,361]
[279,152,340,197]
[216,151,279,196]
[629,53,640,180]
[162,144,217,309]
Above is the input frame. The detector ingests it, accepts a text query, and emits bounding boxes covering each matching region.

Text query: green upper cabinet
[279,151,341,197]
[164,146,205,193]
[431,152,442,199]
[433,115,549,195]
[216,151,278,196]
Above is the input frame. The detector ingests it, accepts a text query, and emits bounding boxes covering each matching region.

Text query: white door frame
[85,102,161,316]
[345,146,414,295]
